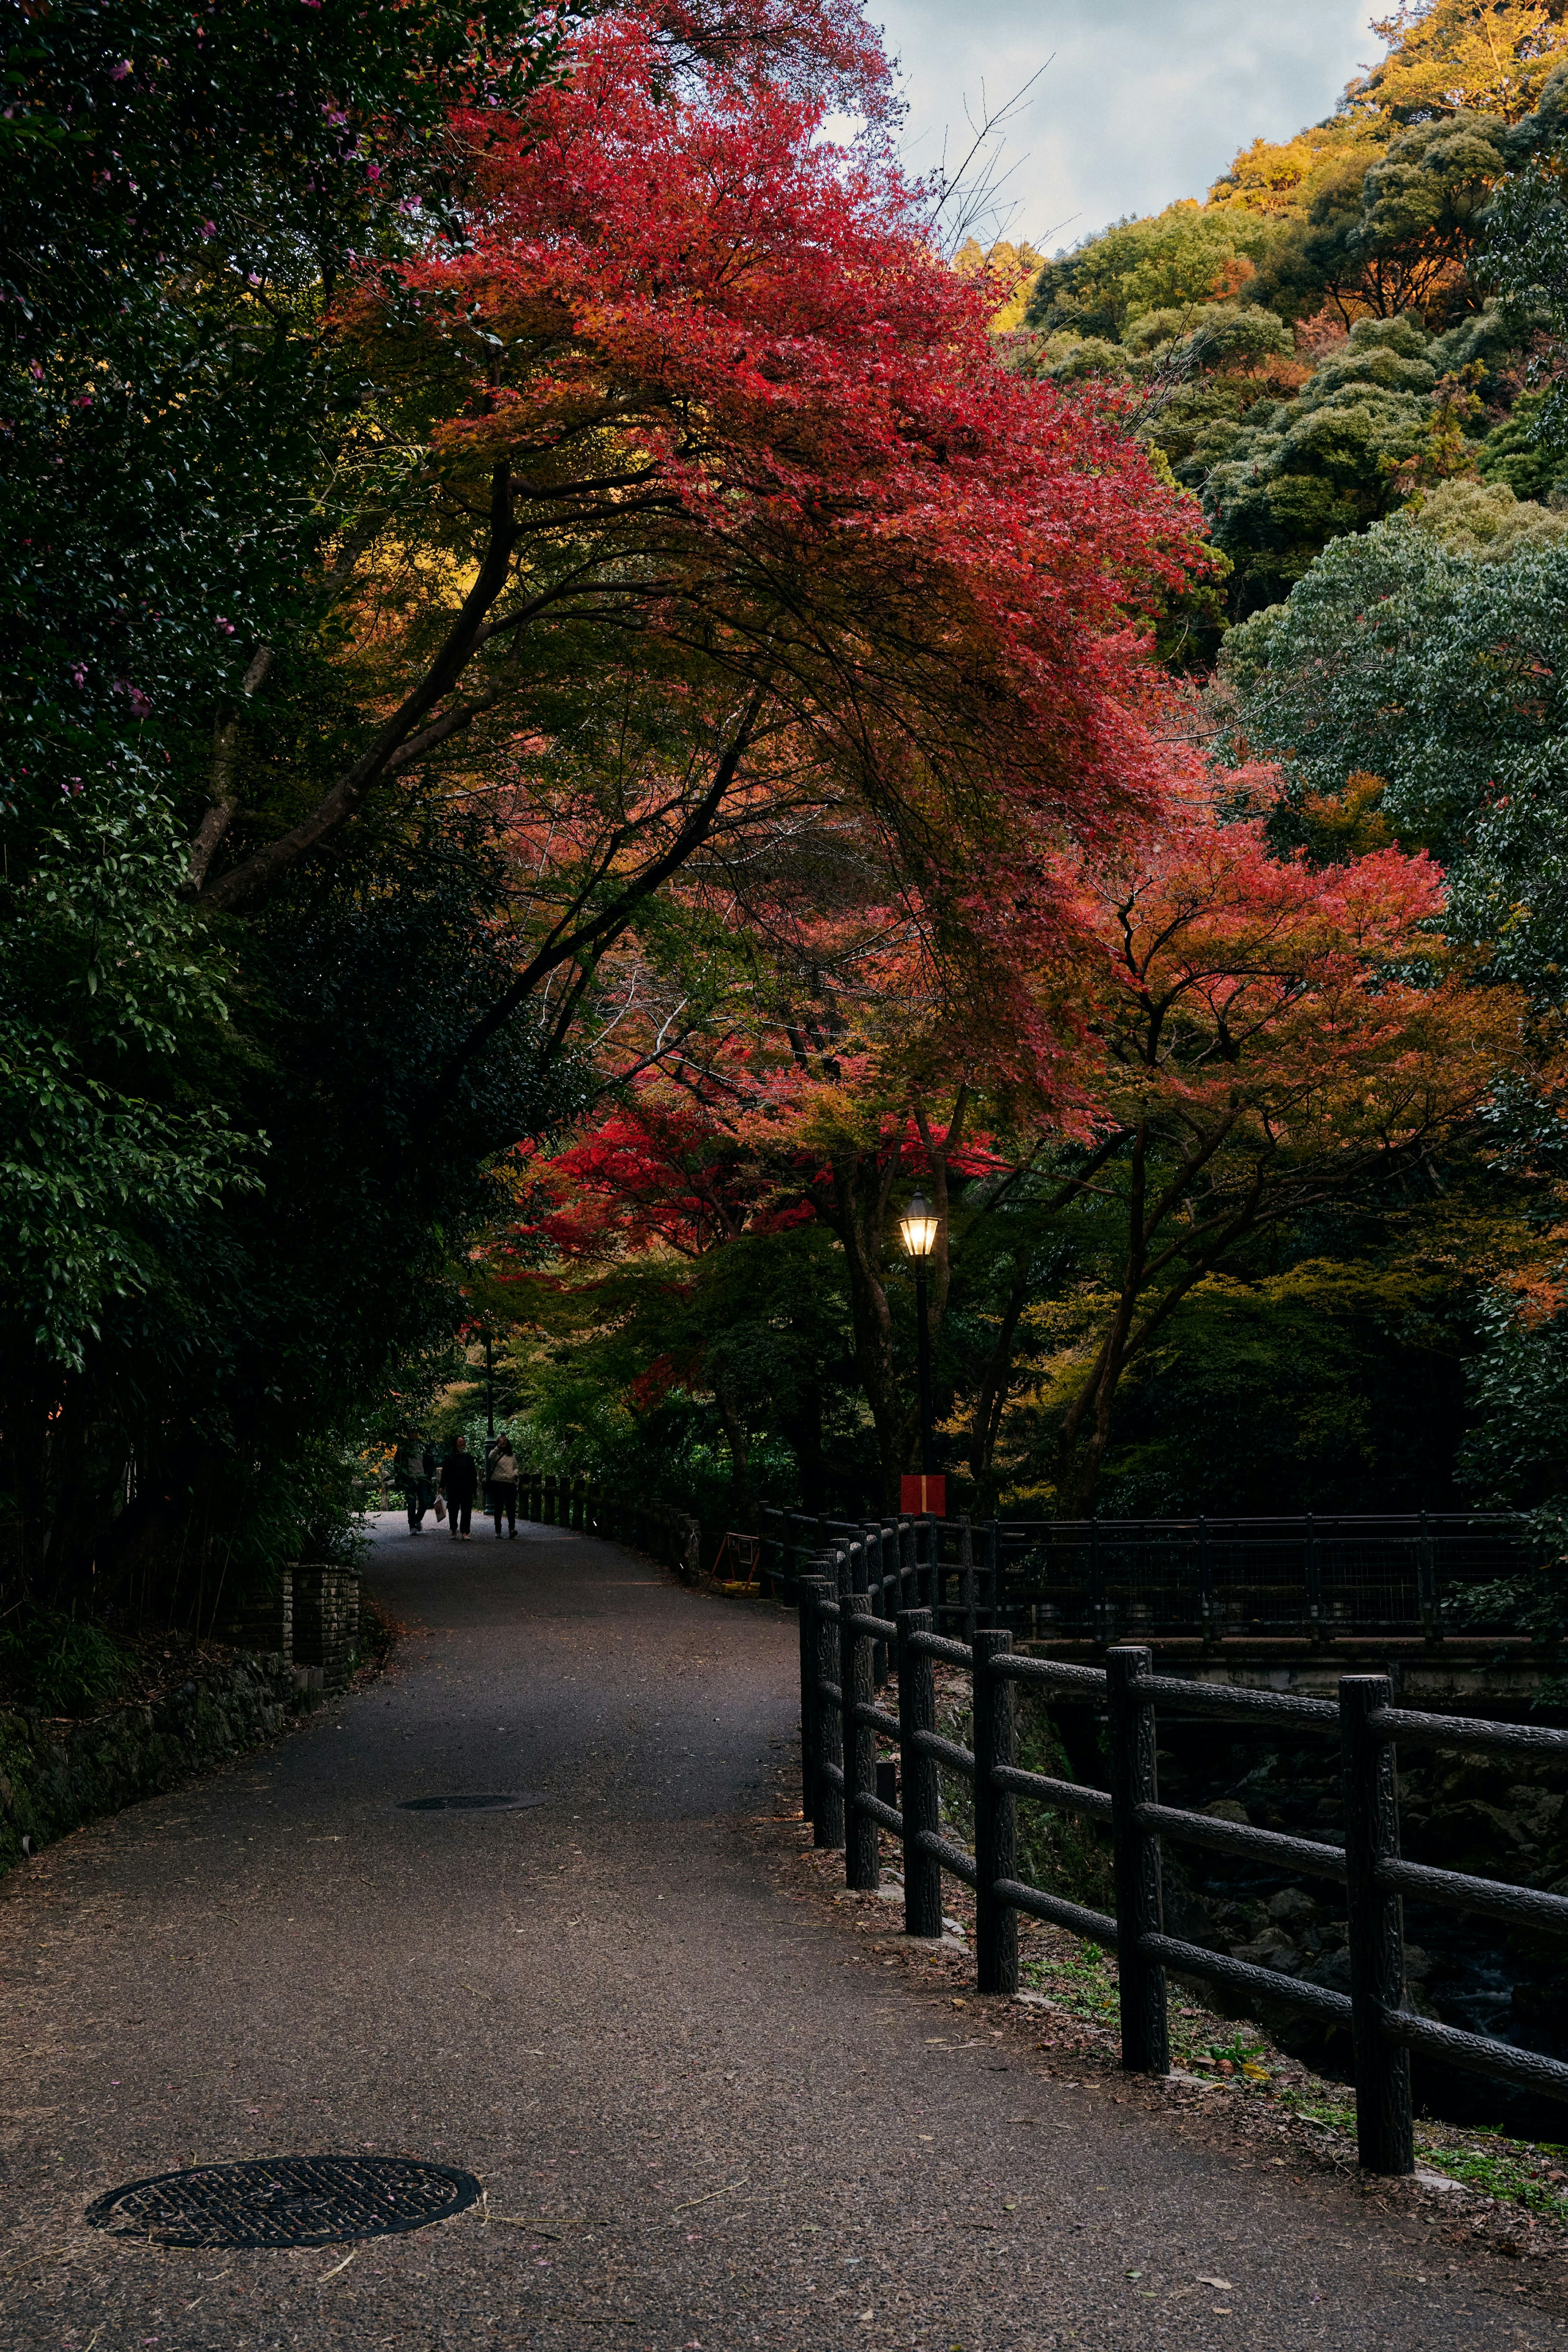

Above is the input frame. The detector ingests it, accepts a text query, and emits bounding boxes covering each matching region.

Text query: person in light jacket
[486,1434,519,1539]
[440,1434,479,1541]
[395,1435,435,1532]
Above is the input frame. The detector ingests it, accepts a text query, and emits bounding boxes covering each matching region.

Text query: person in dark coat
[441,1435,478,1540]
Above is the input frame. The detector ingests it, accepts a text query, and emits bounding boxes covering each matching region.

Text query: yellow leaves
[951,238,1047,335]
[1301,771,1394,858]
[1208,123,1385,221]
[1351,0,1568,125]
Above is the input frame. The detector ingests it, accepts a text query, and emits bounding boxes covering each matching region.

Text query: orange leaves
[1068,782,1517,1161]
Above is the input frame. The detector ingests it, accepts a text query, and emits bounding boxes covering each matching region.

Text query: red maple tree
[191,2,1205,1135]
[1025,786,1523,1507]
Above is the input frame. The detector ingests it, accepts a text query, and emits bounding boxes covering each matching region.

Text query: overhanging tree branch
[415,676,774,1113]
[197,459,522,911]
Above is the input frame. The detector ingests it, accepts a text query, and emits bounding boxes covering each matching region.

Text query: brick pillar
[212,1569,294,1664]
[292,1567,361,1694]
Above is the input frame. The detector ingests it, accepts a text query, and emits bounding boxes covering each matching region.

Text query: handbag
[434,1492,447,1523]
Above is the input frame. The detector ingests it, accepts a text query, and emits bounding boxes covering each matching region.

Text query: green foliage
[1024,202,1280,339]
[1088,1268,1471,1517]
[1479,65,1568,454]
[0,4,575,1626]
[1413,472,1568,557]
[497,1222,878,1524]
[1460,1293,1568,1508]
[1123,300,1293,367]
[1197,315,1443,611]
[1479,389,1568,499]
[1028,102,1517,366]
[1008,330,1127,383]
[0,1608,136,1718]
[0,788,255,1370]
[1216,509,1568,997]
[1272,112,1512,329]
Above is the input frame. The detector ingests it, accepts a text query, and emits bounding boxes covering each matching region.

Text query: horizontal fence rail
[759,1506,1539,1650]
[772,1532,1568,2176]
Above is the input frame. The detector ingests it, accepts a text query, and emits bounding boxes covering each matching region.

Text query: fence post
[1305,1511,1325,1649]
[807,1572,844,1849]
[842,1588,880,1891]
[973,1628,1018,1995]
[799,1576,821,1830]
[1418,1510,1442,1652]
[1091,1516,1110,1649]
[1340,1674,1414,2176]
[1197,1515,1217,1655]
[897,1608,943,1940]
[1105,1643,1168,2076]
[960,1514,977,1647]
[869,1527,890,1685]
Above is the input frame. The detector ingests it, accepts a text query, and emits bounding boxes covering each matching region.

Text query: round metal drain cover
[397,1791,545,1812]
[86,2154,480,2249]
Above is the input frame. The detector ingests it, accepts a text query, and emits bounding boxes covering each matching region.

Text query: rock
[1410,1800,1530,1875]
[1230,1937,1302,1973]
[1265,1887,1321,1928]
[1202,1799,1251,1825]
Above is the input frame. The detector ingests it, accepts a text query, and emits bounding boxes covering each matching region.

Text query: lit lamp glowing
[900,1191,939,1475]
[898,1191,940,1264]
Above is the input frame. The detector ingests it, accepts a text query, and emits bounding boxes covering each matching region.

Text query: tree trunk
[967,1257,1032,1515]
[714,1381,755,1529]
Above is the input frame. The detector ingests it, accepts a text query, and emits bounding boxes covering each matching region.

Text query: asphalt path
[1,1513,1563,2349]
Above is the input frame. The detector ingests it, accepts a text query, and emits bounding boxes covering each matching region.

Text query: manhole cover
[397,1792,546,1812]
[86,2155,480,2249]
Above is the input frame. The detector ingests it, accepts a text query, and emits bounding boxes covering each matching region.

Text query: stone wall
[0,1652,298,1877]
[0,1566,363,1876]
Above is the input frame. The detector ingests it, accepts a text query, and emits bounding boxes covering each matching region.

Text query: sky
[868,1,1381,252]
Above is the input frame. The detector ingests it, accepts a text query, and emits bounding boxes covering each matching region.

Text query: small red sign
[900,1474,947,1517]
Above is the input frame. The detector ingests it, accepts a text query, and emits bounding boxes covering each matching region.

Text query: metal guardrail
[759,1506,1539,1648]
[773,1537,1568,2177]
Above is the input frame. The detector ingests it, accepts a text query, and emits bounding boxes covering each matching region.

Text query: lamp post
[485,1330,495,1442]
[898,1190,940,1475]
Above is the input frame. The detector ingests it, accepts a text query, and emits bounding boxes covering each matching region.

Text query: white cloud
[870,1,1379,249]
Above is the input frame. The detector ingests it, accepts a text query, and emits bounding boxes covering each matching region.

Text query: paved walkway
[2,1516,1563,2349]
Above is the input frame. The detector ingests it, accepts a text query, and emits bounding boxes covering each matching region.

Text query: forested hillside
[1016,0,1568,624]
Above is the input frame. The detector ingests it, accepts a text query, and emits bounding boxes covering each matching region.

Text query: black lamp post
[899,1190,940,1475]
[485,1329,496,1442]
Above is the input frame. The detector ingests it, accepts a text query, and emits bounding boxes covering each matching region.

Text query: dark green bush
[0,1609,136,1717]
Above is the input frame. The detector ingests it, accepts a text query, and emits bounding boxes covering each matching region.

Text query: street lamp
[899,1190,939,1475]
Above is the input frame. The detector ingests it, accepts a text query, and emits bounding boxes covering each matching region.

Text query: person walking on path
[486,1433,519,1538]
[440,1434,478,1540]
[394,1434,435,1532]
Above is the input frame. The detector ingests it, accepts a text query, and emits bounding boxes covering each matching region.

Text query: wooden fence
[760,1505,1538,1647]
[777,1526,1568,2176]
